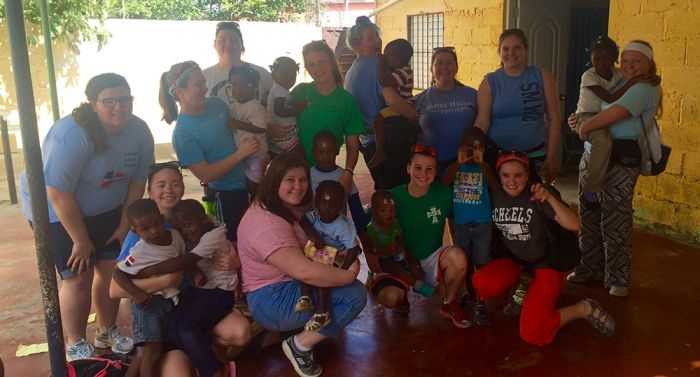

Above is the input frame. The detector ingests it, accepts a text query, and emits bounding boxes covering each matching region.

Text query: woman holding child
[414,47,478,174]
[474,28,561,183]
[567,41,662,297]
[292,40,365,196]
[19,73,151,360]
[237,153,367,377]
[111,162,251,377]
[159,60,259,241]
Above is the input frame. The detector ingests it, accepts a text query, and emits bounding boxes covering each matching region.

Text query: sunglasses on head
[148,161,181,177]
[411,145,438,157]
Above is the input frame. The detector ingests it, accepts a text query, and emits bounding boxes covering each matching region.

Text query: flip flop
[581,298,615,338]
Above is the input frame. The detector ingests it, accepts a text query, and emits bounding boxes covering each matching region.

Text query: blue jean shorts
[131,294,174,345]
[455,222,493,266]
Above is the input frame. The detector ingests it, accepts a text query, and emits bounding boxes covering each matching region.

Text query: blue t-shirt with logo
[172,97,246,191]
[20,114,154,222]
[452,163,492,224]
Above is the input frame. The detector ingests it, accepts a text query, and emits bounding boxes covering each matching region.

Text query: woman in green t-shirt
[290,40,365,196]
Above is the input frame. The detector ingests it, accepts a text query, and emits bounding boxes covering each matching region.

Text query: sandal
[294,296,314,313]
[581,298,615,338]
[304,312,331,332]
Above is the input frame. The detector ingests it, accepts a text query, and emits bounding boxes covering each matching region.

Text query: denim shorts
[131,294,175,345]
[455,222,493,266]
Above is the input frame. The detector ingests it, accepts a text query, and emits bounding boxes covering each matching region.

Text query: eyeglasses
[148,161,181,178]
[98,96,134,108]
[411,145,437,157]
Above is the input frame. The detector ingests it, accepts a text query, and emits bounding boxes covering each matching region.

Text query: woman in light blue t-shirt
[567,41,662,298]
[474,28,562,183]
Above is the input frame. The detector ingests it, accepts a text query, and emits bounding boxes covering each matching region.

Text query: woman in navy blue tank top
[474,29,561,183]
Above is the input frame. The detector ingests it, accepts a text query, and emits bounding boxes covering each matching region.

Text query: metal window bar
[408,13,444,89]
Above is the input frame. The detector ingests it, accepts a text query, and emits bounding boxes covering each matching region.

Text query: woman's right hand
[567,113,578,131]
[67,239,95,274]
[347,258,361,279]
[237,137,259,158]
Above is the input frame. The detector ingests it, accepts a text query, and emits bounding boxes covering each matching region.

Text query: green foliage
[0,0,109,46]
[105,0,311,22]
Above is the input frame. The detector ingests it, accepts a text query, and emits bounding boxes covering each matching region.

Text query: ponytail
[159,71,179,124]
[72,103,108,155]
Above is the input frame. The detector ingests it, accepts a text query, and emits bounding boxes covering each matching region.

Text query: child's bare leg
[339,248,360,270]
[316,287,329,315]
[124,352,142,377]
[303,287,332,332]
[140,342,163,377]
[295,282,314,313]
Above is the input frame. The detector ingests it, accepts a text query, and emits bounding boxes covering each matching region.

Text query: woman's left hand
[214,241,242,271]
[106,220,130,246]
[540,158,557,184]
[530,183,550,202]
[339,170,353,197]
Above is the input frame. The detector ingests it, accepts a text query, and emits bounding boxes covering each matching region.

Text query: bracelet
[343,168,354,176]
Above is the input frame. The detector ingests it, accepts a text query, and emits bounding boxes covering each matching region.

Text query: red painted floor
[1,166,699,376]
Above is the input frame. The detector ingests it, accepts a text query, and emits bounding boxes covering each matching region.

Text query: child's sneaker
[502,302,521,317]
[66,338,99,361]
[94,325,134,354]
[281,336,322,377]
[474,303,491,326]
[303,312,331,332]
[439,301,474,328]
[294,296,314,313]
[458,291,477,309]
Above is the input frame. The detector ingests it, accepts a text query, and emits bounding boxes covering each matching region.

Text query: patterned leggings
[575,152,639,287]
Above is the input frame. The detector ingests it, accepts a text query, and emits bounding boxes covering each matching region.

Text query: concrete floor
[1,153,699,376]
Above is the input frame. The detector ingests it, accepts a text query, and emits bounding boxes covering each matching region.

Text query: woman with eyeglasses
[159,61,259,242]
[292,40,365,198]
[414,47,478,176]
[369,146,471,328]
[19,73,153,360]
[474,28,562,183]
[203,21,273,106]
[110,162,252,377]
[344,16,417,190]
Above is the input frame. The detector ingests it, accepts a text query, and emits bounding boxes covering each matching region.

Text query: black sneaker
[282,336,322,377]
[459,292,477,310]
[503,302,522,317]
[474,303,491,326]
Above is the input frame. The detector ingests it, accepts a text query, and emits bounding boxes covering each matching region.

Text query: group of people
[20,14,662,377]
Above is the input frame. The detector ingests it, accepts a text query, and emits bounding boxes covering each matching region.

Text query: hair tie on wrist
[344,168,354,176]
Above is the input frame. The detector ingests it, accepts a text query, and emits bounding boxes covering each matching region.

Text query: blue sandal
[581,298,615,338]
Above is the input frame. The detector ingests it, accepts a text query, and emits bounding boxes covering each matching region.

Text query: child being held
[113,199,185,377]
[369,38,415,169]
[266,56,307,157]
[309,130,368,234]
[135,199,238,377]
[298,180,361,332]
[442,127,498,326]
[572,36,659,201]
[366,190,434,297]
[228,65,269,195]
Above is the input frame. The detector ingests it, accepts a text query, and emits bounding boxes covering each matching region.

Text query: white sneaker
[609,285,629,297]
[94,325,134,354]
[66,338,99,361]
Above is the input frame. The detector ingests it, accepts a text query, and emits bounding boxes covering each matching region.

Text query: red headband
[496,152,529,172]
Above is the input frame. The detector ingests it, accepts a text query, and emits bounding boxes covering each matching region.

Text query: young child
[113,199,185,377]
[228,65,269,195]
[369,38,415,169]
[298,180,361,332]
[366,190,434,297]
[135,199,238,377]
[309,131,368,235]
[442,127,498,326]
[266,56,307,157]
[573,36,657,201]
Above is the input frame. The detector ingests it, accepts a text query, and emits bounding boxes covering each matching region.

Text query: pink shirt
[237,203,309,292]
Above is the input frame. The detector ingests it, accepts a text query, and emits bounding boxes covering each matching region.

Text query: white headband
[622,42,653,60]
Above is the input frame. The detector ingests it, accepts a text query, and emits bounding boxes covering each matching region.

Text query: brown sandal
[294,296,314,313]
[304,312,331,332]
[581,298,615,338]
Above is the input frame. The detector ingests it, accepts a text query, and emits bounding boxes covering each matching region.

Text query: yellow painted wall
[609,0,700,243]
[375,0,504,89]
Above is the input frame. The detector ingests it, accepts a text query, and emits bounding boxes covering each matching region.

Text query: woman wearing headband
[159,61,259,241]
[203,21,273,106]
[474,28,562,183]
[19,73,153,360]
[567,41,662,297]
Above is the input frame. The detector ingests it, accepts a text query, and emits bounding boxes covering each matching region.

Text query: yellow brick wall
[609,0,700,243]
[375,0,504,89]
